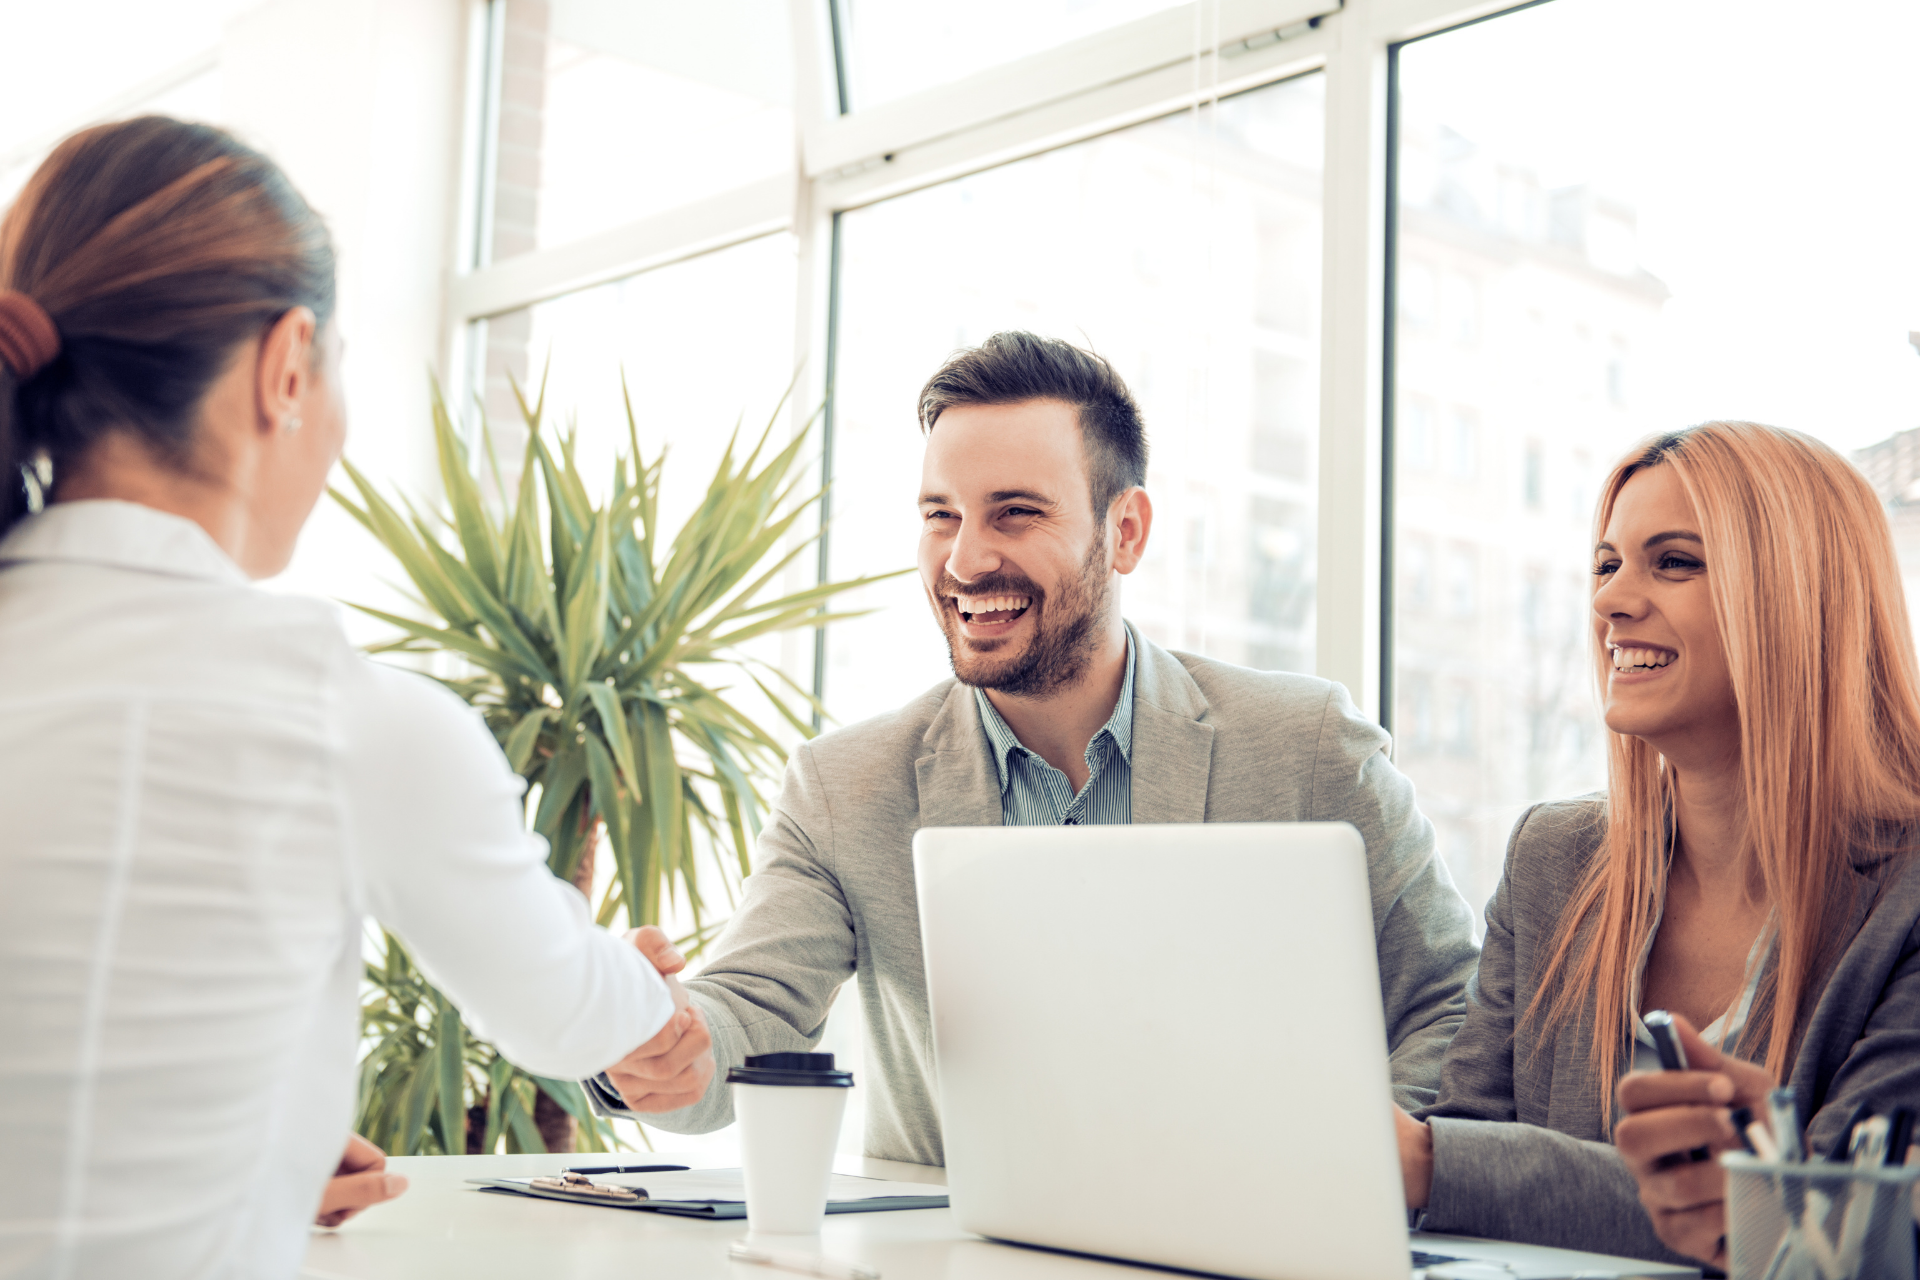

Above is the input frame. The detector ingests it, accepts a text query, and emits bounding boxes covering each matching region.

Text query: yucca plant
[334,379,900,1154]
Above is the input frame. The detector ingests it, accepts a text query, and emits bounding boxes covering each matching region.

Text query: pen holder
[1723,1153,1918,1280]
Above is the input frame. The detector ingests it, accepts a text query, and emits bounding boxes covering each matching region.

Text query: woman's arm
[1419,807,1529,1130]
[1412,805,1701,1266]
[339,657,675,1080]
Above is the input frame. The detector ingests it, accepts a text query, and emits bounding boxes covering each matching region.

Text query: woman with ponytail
[1393,421,1920,1269]
[0,119,704,1280]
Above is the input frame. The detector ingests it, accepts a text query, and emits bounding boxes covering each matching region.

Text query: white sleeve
[337,655,673,1079]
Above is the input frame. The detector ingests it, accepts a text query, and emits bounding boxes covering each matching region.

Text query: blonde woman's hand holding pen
[1614,1012,1774,1267]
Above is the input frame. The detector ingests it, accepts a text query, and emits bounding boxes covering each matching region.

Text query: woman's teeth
[1611,647,1675,672]
[957,594,1031,623]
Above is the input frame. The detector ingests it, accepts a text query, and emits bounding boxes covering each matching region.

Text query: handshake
[609,926,718,1113]
[314,926,718,1231]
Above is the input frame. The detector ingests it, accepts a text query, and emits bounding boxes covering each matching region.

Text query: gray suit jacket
[1420,797,1920,1267]
[604,629,1480,1165]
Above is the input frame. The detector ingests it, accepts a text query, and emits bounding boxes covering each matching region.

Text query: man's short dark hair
[917,331,1148,517]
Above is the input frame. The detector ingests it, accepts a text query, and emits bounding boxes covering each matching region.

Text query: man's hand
[607,925,714,1112]
[1393,1104,1434,1210]
[315,1133,407,1228]
[1614,1012,1773,1268]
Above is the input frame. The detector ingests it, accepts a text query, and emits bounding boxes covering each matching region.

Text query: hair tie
[0,290,60,380]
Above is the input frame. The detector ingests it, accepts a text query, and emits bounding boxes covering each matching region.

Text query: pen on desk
[562,1163,690,1175]
[1643,1011,1711,1164]
[728,1241,880,1280]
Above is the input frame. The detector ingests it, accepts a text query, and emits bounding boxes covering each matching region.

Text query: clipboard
[468,1167,949,1219]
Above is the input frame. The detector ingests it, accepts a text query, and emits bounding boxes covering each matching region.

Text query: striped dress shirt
[972,636,1135,825]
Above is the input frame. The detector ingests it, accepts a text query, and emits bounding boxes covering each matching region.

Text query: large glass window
[474,234,798,507]
[1390,0,1920,917]
[483,0,794,261]
[834,0,1189,111]
[827,73,1325,724]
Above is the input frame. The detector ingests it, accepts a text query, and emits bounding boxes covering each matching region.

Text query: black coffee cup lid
[726,1051,854,1087]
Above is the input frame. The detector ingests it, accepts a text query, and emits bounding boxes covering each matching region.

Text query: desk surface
[301,1151,1695,1280]
[300,1151,1093,1280]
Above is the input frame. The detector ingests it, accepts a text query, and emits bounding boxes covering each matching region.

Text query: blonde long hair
[1526,421,1920,1121]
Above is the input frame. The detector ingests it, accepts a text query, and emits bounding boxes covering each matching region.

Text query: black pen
[1729,1106,1756,1155]
[1644,1010,1711,1164]
[562,1163,691,1175]
[1825,1103,1874,1163]
[1884,1107,1914,1168]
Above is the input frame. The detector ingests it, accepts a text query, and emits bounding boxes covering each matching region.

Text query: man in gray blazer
[589,332,1479,1166]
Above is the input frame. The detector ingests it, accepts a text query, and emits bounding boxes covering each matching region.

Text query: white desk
[299,1151,1100,1280]
[300,1152,1697,1280]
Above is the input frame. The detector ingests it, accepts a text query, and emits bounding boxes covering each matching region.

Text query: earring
[284,414,303,433]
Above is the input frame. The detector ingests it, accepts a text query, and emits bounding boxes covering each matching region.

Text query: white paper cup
[728,1052,853,1235]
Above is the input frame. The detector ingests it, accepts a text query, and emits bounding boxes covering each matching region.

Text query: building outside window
[1390,0,1920,917]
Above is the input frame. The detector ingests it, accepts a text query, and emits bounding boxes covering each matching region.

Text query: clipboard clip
[528,1170,647,1202]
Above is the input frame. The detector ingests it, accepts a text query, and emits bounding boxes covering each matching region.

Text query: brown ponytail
[0,116,336,538]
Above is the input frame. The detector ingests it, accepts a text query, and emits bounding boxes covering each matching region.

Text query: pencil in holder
[1722,1152,1918,1280]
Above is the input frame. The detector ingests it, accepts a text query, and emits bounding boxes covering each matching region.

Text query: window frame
[443,0,1565,722]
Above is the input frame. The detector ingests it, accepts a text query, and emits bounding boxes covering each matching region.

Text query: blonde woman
[1392,422,1920,1270]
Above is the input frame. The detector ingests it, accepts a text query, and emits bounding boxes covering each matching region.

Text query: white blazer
[0,501,671,1280]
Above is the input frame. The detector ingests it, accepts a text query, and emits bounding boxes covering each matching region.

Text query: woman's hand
[1614,1013,1773,1267]
[623,925,686,977]
[1394,1104,1434,1210]
[625,924,693,1015]
[315,1133,408,1228]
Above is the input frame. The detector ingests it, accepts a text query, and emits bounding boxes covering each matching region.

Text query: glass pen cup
[727,1052,854,1235]
[1722,1152,1919,1279]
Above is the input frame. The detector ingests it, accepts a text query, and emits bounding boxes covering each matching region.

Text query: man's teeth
[956,594,1032,621]
[1611,647,1675,671]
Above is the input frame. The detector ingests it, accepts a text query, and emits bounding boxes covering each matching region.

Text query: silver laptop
[913,823,1697,1280]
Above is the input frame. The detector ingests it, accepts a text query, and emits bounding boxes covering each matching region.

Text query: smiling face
[1591,463,1739,754]
[918,399,1123,695]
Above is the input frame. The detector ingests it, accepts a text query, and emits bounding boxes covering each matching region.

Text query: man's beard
[929,536,1110,698]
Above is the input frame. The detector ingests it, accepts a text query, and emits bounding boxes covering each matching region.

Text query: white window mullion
[1314,0,1391,719]
[1314,0,1513,721]
[788,0,844,704]
[445,176,792,324]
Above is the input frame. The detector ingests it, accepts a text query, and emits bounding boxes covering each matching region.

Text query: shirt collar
[973,633,1137,792]
[0,500,249,586]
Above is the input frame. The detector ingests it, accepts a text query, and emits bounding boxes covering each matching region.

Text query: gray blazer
[604,628,1480,1165]
[1420,797,1920,1266]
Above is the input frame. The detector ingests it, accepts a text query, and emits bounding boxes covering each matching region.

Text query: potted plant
[334,381,897,1154]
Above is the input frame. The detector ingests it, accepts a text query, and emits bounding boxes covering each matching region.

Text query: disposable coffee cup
[727,1052,853,1235]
